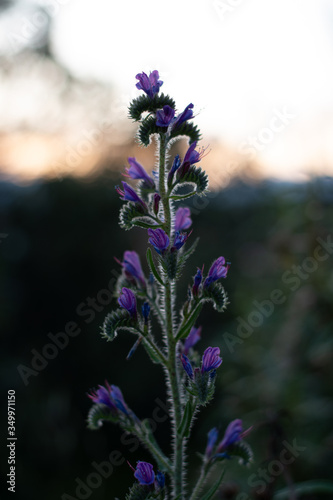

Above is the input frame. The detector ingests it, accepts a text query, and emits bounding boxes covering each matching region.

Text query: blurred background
[1,0,333,499]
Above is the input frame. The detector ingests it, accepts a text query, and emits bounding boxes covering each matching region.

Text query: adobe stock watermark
[223,234,333,353]
[52,121,113,180]
[17,267,122,386]
[212,0,244,21]
[61,398,170,500]
[7,0,71,55]
[236,438,306,499]
[238,107,297,160]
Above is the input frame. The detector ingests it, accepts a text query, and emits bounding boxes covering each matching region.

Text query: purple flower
[118,287,137,318]
[134,461,155,485]
[110,385,130,416]
[216,419,243,452]
[192,267,203,296]
[171,155,181,174]
[172,231,190,251]
[142,302,150,323]
[184,326,202,355]
[116,181,147,209]
[175,207,192,232]
[155,470,165,489]
[201,346,222,373]
[183,141,209,166]
[168,155,182,186]
[172,103,194,129]
[148,228,170,254]
[116,250,146,288]
[156,105,175,127]
[135,70,163,98]
[205,427,219,458]
[88,381,117,413]
[181,353,194,379]
[124,158,154,188]
[204,256,230,288]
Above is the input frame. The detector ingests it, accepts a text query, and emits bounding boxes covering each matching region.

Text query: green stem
[137,427,173,475]
[146,292,166,326]
[189,462,211,500]
[159,133,184,498]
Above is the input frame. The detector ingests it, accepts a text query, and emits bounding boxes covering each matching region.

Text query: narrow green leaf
[200,469,225,500]
[132,219,163,230]
[170,191,197,201]
[177,399,195,438]
[142,338,162,364]
[178,237,199,265]
[146,248,165,286]
[176,302,203,340]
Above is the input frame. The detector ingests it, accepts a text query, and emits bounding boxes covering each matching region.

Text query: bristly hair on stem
[86,69,253,500]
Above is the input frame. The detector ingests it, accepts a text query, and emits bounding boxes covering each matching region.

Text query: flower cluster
[88,381,137,421]
[205,419,253,461]
[86,69,253,499]
[131,461,165,491]
[180,346,223,405]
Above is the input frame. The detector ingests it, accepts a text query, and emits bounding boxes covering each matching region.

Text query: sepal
[125,483,154,500]
[194,371,216,406]
[128,93,175,121]
[87,403,118,430]
[162,251,178,280]
[175,237,199,279]
[184,370,216,406]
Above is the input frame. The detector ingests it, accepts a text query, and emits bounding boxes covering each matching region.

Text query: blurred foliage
[1,175,333,499]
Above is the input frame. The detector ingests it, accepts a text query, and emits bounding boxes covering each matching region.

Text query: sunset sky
[1,0,333,181]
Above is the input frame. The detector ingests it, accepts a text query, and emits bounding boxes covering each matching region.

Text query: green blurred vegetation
[1,175,333,500]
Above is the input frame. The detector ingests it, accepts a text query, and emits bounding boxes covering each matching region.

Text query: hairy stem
[137,426,173,475]
[159,133,184,498]
[189,462,212,500]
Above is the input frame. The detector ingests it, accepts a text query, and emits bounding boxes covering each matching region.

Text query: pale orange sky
[0,0,333,182]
